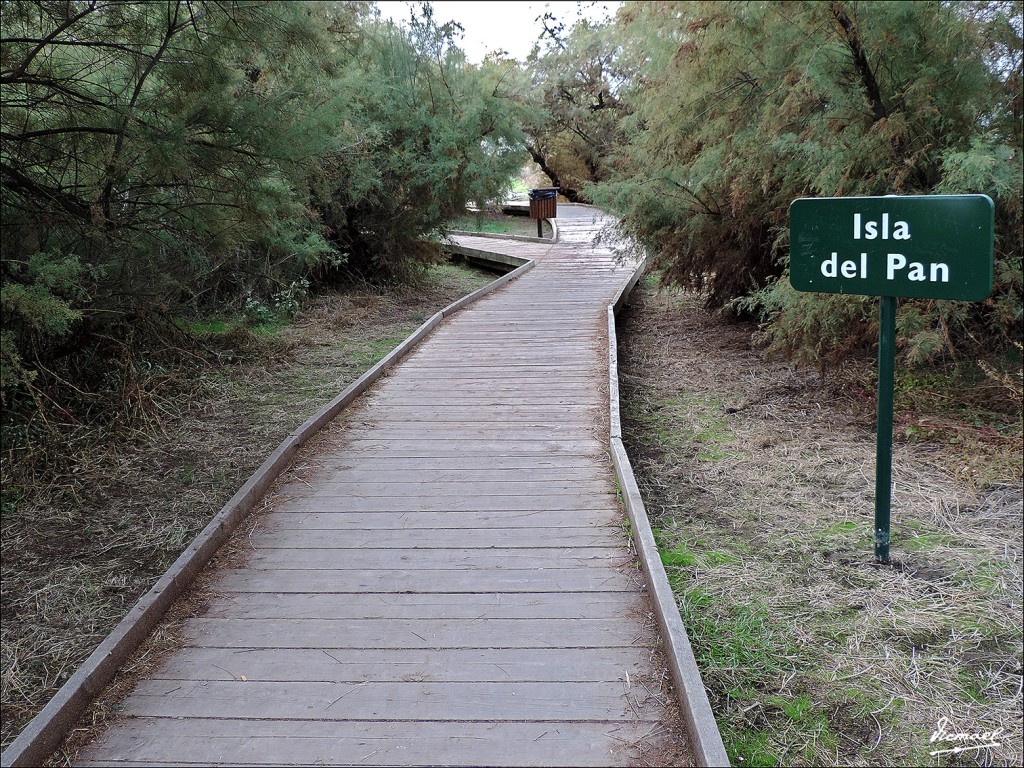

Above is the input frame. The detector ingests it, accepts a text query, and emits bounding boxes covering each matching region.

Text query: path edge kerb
[0,253,534,768]
[608,265,732,768]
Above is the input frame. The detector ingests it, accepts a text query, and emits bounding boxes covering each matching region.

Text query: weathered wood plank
[354,394,602,406]
[267,495,617,513]
[76,719,659,767]
[118,680,656,722]
[259,509,623,530]
[241,547,629,571]
[177,617,649,649]
[213,567,640,594]
[304,467,609,484]
[332,439,607,454]
[251,526,622,549]
[353,407,600,420]
[312,459,609,474]
[198,591,641,620]
[150,646,653,683]
[274,480,614,498]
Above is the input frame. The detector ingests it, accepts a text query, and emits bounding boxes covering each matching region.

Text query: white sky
[375,1,620,63]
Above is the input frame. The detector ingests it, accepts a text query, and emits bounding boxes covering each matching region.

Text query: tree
[589,0,1022,365]
[312,3,527,281]
[1,1,342,397]
[0,0,528,410]
[521,11,636,201]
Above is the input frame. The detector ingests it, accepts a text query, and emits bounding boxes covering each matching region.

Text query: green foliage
[589,0,1023,365]
[518,11,636,200]
[0,0,527,412]
[313,6,526,281]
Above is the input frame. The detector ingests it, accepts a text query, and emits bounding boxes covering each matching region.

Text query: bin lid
[528,188,558,200]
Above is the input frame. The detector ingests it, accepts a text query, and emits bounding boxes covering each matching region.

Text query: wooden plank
[241,547,630,571]
[413,345,597,353]
[332,439,606,455]
[259,510,623,530]
[305,467,609,483]
[267,495,616,513]
[343,417,598,428]
[335,425,603,438]
[251,526,622,549]
[151,646,653,683]
[117,680,656,723]
[198,591,641,620]
[353,406,599,416]
[275,480,614,498]
[177,617,650,649]
[77,719,659,767]
[289,456,610,471]
[364,388,598,396]
[407,337,598,348]
[288,466,610,479]
[365,381,601,392]
[212,567,640,594]
[395,370,593,378]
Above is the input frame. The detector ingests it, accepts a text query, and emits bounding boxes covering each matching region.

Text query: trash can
[528,188,558,236]
[528,187,558,219]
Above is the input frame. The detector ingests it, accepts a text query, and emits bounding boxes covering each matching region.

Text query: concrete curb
[607,263,731,768]
[0,258,535,768]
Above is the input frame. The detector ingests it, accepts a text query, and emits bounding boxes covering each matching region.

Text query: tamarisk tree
[590,0,1021,365]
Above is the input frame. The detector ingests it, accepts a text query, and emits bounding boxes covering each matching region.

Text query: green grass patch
[723,727,779,767]
[352,333,413,368]
[661,540,698,568]
[447,211,552,239]
[900,532,955,551]
[449,214,518,235]
[629,392,737,461]
[183,315,288,338]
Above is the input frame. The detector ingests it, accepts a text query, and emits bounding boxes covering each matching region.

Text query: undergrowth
[618,280,1023,767]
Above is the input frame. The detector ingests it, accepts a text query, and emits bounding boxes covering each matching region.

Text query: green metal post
[875,295,897,563]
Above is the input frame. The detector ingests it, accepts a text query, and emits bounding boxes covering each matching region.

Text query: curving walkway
[74,207,690,767]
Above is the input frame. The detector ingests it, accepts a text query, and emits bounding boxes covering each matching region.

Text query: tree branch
[830,1,888,122]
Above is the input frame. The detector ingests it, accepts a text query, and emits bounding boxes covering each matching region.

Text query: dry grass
[617,279,1023,767]
[0,262,492,751]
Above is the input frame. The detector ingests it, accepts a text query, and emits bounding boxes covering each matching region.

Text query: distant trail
[74,205,691,766]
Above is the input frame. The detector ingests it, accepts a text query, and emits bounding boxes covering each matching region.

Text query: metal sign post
[790,194,994,563]
[874,295,897,562]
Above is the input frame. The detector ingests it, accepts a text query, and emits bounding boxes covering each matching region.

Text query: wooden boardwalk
[75,207,689,767]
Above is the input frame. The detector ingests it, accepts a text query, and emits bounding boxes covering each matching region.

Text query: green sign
[790,195,994,300]
[789,194,994,564]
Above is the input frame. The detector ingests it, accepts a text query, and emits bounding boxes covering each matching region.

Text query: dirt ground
[616,278,1023,767]
[0,262,493,752]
